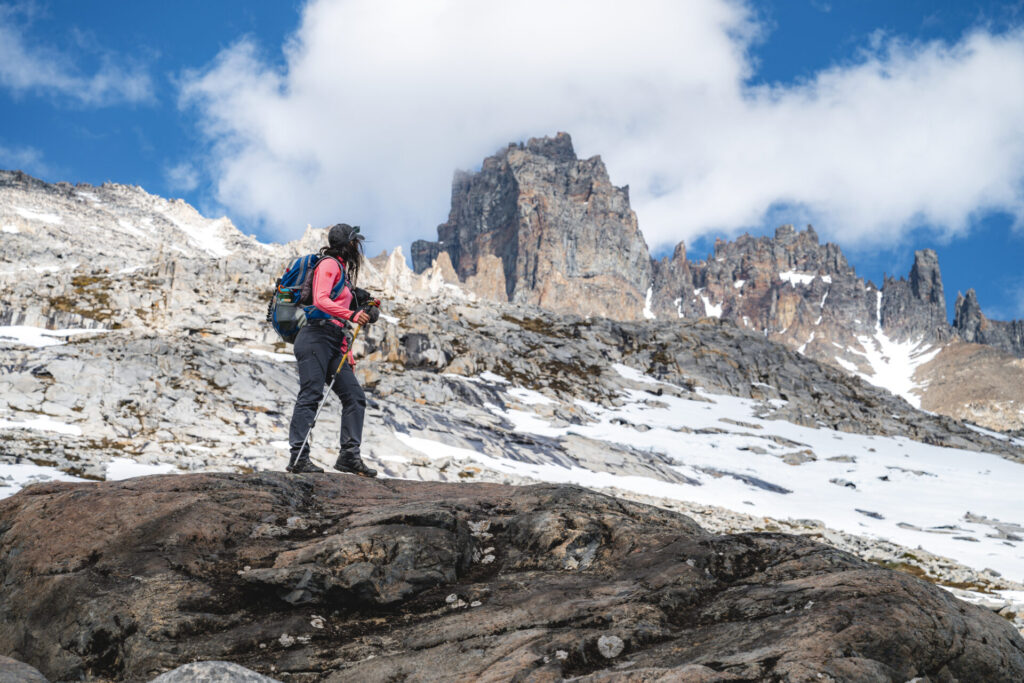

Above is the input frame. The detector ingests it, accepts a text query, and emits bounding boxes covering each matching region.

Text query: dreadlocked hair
[319,233,364,285]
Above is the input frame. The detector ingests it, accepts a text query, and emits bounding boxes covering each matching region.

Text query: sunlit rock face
[412,133,652,318]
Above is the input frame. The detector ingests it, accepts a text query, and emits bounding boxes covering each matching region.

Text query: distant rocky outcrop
[954,288,1024,357]
[2,474,1022,682]
[880,249,951,343]
[412,132,652,317]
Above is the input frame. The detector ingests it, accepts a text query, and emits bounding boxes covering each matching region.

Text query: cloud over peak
[180,0,1024,253]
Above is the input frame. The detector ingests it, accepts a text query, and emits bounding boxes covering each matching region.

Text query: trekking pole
[294,323,363,468]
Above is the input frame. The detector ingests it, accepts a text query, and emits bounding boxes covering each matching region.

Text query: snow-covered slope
[444,364,1024,581]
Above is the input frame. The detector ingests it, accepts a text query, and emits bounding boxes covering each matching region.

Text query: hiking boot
[333,453,377,478]
[288,452,324,474]
[290,459,325,474]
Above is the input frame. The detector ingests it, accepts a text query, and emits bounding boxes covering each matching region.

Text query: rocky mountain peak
[412,133,652,318]
[954,287,1024,357]
[910,248,944,305]
[523,130,577,162]
[954,288,984,341]
[880,248,950,343]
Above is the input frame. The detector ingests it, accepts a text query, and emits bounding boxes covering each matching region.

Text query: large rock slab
[1,473,1022,681]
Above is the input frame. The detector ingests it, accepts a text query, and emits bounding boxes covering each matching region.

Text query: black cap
[328,223,360,248]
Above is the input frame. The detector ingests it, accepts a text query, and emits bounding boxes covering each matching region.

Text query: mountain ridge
[410,134,1024,430]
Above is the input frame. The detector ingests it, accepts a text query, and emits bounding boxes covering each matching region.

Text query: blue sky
[1,0,1023,321]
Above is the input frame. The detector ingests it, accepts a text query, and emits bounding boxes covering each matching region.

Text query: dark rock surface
[2,474,1022,682]
[954,288,1024,358]
[413,133,652,317]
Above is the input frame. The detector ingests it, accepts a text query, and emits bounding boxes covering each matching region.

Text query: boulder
[0,655,48,683]
[148,661,280,682]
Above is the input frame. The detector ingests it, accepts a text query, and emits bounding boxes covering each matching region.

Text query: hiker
[287,223,379,476]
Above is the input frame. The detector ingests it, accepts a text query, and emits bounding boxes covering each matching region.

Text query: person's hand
[353,310,370,325]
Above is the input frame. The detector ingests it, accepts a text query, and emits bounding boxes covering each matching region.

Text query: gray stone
[0,655,48,683]
[148,661,281,682]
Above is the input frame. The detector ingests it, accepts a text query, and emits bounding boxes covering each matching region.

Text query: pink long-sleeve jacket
[311,258,356,362]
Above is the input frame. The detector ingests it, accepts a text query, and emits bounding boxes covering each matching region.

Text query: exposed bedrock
[1,473,1022,682]
[954,288,1024,358]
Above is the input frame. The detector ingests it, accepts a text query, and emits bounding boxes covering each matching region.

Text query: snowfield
[399,364,1024,583]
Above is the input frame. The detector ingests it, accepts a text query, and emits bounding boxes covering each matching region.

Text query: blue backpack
[266,254,345,343]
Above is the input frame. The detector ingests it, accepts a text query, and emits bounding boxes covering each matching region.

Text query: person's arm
[311,259,355,321]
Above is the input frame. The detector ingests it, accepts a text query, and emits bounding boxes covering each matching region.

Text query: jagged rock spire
[954,288,1024,356]
[880,249,951,343]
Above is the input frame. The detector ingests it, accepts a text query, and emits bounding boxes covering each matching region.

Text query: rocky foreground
[1,474,1022,682]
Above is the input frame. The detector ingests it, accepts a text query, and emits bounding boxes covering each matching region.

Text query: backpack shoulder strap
[326,257,345,298]
[311,256,346,299]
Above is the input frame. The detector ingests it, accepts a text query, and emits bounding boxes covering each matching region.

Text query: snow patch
[834,357,860,373]
[673,297,685,318]
[14,207,61,224]
[2,224,19,233]
[0,462,88,501]
[642,287,656,320]
[105,458,178,481]
[0,325,107,348]
[700,294,722,318]
[779,270,815,286]
[0,416,82,436]
[115,219,147,238]
[507,387,555,406]
[847,292,939,407]
[157,209,231,257]
[797,332,816,354]
[734,280,746,289]
[612,363,666,386]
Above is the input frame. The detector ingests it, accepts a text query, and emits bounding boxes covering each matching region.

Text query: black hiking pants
[288,323,366,462]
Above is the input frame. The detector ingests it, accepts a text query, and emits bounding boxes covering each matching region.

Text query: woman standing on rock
[287,223,378,476]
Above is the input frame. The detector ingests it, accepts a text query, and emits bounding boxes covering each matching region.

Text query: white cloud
[0,7,153,105]
[165,161,200,193]
[180,0,1024,254]
[0,142,48,175]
